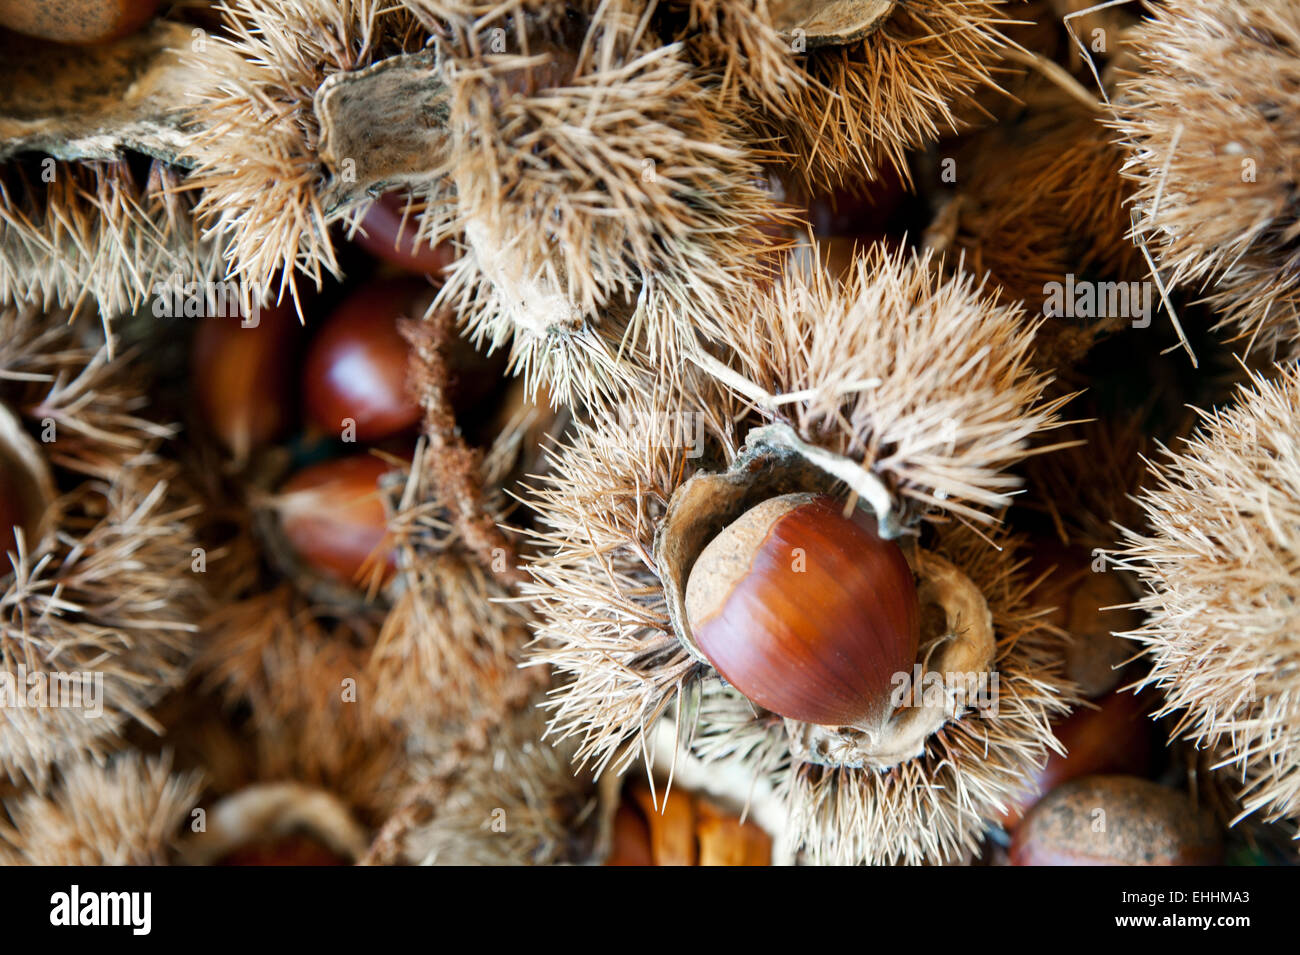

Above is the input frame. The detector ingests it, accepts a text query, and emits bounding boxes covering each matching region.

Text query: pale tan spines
[1116,365,1300,832]
[0,752,201,866]
[183,0,421,313]
[0,307,203,787]
[0,160,217,327]
[1112,0,1300,356]
[521,249,1075,863]
[765,0,1019,191]
[422,0,789,407]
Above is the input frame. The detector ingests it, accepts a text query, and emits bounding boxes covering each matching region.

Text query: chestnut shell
[685,493,919,728]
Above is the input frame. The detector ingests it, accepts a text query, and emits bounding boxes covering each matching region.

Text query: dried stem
[403,311,525,586]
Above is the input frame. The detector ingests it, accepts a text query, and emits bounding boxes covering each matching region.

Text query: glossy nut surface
[352,193,456,277]
[685,493,919,728]
[277,455,397,584]
[303,279,424,442]
[192,304,300,462]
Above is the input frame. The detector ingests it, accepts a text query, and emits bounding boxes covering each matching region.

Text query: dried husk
[0,22,217,321]
[392,700,612,866]
[1111,0,1300,356]
[178,782,370,866]
[757,0,1020,191]
[0,752,201,866]
[192,588,409,823]
[1116,364,1300,833]
[523,247,1076,863]
[0,306,204,786]
[182,0,427,313]
[936,84,1142,372]
[416,0,790,407]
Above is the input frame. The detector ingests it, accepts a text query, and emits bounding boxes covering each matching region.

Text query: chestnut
[351,193,456,277]
[275,454,397,585]
[996,690,1154,829]
[628,783,697,867]
[605,802,654,867]
[684,492,919,729]
[1010,775,1223,866]
[696,799,772,867]
[1030,543,1139,699]
[0,0,161,44]
[302,279,425,442]
[192,303,300,463]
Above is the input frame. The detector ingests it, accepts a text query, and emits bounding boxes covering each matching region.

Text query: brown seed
[695,799,772,866]
[685,493,919,729]
[0,0,161,45]
[192,303,300,463]
[276,455,397,585]
[604,802,653,867]
[629,783,697,867]
[1010,775,1223,866]
[997,691,1154,829]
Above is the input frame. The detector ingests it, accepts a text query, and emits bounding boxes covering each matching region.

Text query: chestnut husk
[656,426,997,770]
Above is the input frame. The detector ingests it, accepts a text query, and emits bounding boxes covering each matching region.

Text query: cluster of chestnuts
[3,0,1298,874]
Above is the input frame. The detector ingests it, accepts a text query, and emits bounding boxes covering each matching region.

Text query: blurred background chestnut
[275,454,398,585]
[0,0,162,44]
[997,690,1155,830]
[302,279,427,442]
[351,193,456,278]
[192,303,301,464]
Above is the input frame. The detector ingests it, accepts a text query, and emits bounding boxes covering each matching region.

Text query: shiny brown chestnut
[684,492,920,729]
[0,0,161,44]
[192,303,300,463]
[276,454,397,585]
[352,193,456,277]
[302,279,425,442]
[1010,775,1223,866]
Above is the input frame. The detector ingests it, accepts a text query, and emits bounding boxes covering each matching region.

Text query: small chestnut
[1030,543,1140,699]
[1010,775,1223,866]
[0,0,161,44]
[302,279,426,442]
[997,690,1154,829]
[276,454,397,585]
[696,799,772,867]
[351,193,456,278]
[192,303,300,463]
[628,783,696,867]
[685,492,920,729]
[605,802,654,867]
